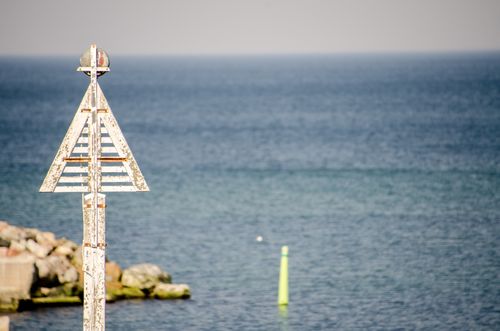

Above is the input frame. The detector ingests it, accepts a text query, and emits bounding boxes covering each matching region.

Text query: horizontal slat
[54,186,89,193]
[101,166,127,173]
[77,137,113,144]
[81,109,109,113]
[102,176,132,183]
[82,127,108,134]
[100,157,127,162]
[101,186,138,192]
[72,146,118,154]
[63,166,88,173]
[54,185,139,192]
[58,176,87,183]
[102,137,113,144]
[101,147,119,153]
[63,166,127,173]
[72,147,87,153]
[64,157,90,163]
[58,176,131,184]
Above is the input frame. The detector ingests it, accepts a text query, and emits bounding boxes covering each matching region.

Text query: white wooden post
[82,44,106,331]
[83,193,106,330]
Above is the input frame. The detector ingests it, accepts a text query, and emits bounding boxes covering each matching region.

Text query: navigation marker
[40,44,148,331]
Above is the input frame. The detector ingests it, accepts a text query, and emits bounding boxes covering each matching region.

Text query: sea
[0,53,499,330]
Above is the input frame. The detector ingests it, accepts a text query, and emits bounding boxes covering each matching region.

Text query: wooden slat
[72,147,88,154]
[77,137,113,144]
[101,185,138,192]
[58,176,132,184]
[102,176,132,183]
[63,166,88,173]
[82,109,109,113]
[101,137,113,144]
[64,166,127,173]
[82,127,108,134]
[101,147,118,153]
[101,166,127,173]
[58,176,87,183]
[72,146,118,154]
[54,186,89,193]
[100,157,127,162]
[64,157,90,163]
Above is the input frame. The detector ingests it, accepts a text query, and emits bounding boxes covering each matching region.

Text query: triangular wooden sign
[40,83,149,193]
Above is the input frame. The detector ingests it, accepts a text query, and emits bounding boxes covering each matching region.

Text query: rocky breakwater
[0,221,190,312]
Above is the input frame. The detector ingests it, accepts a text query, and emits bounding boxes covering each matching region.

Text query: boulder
[38,286,65,297]
[53,239,77,257]
[26,239,51,258]
[106,261,122,283]
[111,287,145,299]
[8,240,26,255]
[6,248,21,257]
[35,255,78,286]
[71,246,83,269]
[121,264,171,290]
[0,224,25,242]
[53,245,73,257]
[32,296,81,306]
[35,231,57,248]
[57,238,78,250]
[34,282,79,298]
[24,227,40,241]
[35,257,58,286]
[151,283,191,300]
[59,265,78,284]
[0,296,19,312]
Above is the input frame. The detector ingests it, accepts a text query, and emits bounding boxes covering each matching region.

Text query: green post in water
[278,246,289,305]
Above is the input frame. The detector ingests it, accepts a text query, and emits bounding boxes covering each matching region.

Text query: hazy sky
[1,0,499,55]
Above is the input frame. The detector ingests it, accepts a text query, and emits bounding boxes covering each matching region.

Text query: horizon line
[1,48,500,58]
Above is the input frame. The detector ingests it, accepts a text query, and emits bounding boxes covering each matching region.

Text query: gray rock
[121,264,171,290]
[24,227,40,241]
[0,225,25,242]
[57,238,78,251]
[35,231,57,248]
[26,239,51,258]
[105,261,122,283]
[59,265,78,284]
[35,257,58,285]
[151,283,190,299]
[52,238,78,257]
[71,246,83,269]
[53,245,73,257]
[35,255,78,286]
[9,240,26,254]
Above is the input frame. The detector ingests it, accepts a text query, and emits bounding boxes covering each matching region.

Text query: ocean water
[1,53,500,330]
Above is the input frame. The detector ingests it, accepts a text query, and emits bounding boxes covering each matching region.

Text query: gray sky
[1,0,499,55]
